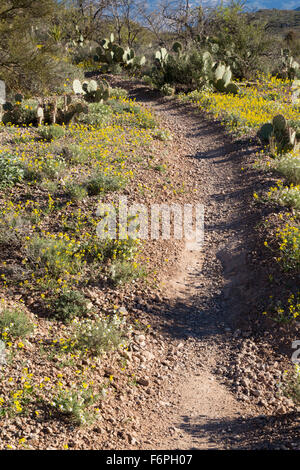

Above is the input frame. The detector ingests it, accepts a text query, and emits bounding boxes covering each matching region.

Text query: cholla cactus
[280,48,299,80]
[160,83,175,96]
[291,79,300,106]
[36,106,44,125]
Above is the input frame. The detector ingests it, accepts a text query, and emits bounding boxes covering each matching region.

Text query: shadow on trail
[120,79,298,353]
[106,76,300,450]
[179,411,300,449]
[136,137,278,343]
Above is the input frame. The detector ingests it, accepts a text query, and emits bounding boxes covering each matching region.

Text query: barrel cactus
[2,94,27,125]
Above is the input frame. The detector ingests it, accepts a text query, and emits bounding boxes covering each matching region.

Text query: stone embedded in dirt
[282,397,295,408]
[240,377,250,388]
[159,401,171,407]
[277,405,287,414]
[42,427,53,434]
[258,399,268,408]
[135,334,146,345]
[128,434,137,445]
[162,360,170,367]
[251,389,262,397]
[141,350,155,361]
[137,377,150,386]
[117,430,126,439]
[169,426,181,435]
[119,306,128,316]
[104,368,115,377]
[93,426,102,434]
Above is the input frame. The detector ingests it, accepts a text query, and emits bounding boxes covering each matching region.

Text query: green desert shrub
[59,144,90,165]
[265,183,300,210]
[86,172,125,196]
[0,309,34,339]
[27,236,82,279]
[78,103,112,128]
[274,154,300,185]
[51,386,99,426]
[23,155,66,182]
[110,88,128,99]
[2,100,38,126]
[160,83,175,96]
[51,290,89,323]
[0,152,24,187]
[65,182,87,201]
[73,316,126,356]
[38,125,65,141]
[142,75,154,88]
[282,364,300,406]
[109,260,146,285]
[152,129,172,141]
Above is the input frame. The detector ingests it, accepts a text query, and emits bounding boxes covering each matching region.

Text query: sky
[242,0,300,10]
[147,0,300,12]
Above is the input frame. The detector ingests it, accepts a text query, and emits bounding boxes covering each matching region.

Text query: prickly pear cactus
[273,114,287,132]
[257,123,274,142]
[258,114,297,153]
[73,79,84,94]
[155,48,169,68]
[93,36,145,70]
[212,62,238,94]
[172,42,182,54]
[0,80,6,106]
[72,79,110,103]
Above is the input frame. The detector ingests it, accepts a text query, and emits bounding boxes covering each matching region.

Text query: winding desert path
[107,78,300,450]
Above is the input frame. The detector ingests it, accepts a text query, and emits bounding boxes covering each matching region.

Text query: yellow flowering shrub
[181,74,299,135]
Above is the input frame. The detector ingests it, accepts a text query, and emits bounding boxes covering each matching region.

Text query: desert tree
[99,0,145,46]
[206,0,273,79]
[0,0,81,94]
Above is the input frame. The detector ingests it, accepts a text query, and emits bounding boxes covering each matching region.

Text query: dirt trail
[108,80,299,450]
[128,87,261,449]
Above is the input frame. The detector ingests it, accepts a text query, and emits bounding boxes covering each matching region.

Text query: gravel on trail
[105,78,300,450]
